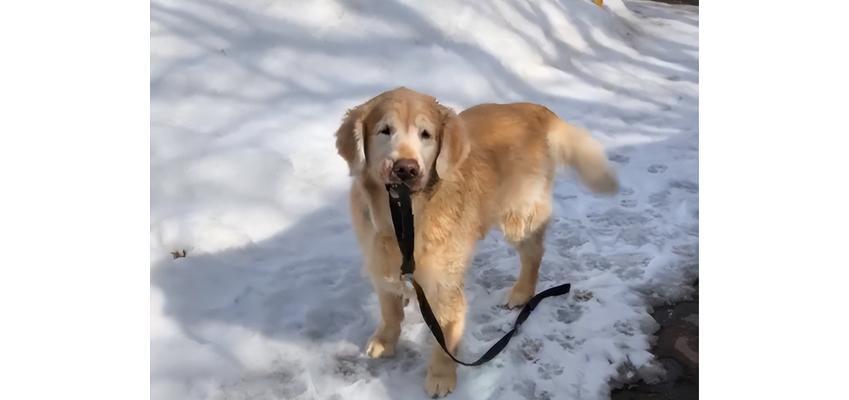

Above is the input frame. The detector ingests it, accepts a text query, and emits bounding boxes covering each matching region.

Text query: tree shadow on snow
[151,193,378,344]
[150,193,506,399]
[151,0,698,144]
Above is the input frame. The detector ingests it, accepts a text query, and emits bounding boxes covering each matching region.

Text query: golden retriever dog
[335,87,617,397]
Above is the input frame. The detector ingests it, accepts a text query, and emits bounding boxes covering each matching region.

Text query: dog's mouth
[386,177,424,193]
[378,159,426,192]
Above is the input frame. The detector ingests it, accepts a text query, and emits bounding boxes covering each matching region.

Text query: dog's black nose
[392,159,420,182]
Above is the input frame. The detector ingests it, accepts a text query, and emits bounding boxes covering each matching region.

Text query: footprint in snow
[587,208,650,230]
[516,337,544,362]
[554,192,578,201]
[672,243,698,260]
[573,289,594,302]
[609,153,630,164]
[620,199,638,208]
[554,233,589,254]
[545,333,585,351]
[474,322,512,342]
[537,362,565,380]
[618,227,651,247]
[555,302,584,324]
[218,368,308,399]
[649,189,670,209]
[647,164,668,173]
[670,179,699,194]
[513,379,552,400]
[332,353,378,382]
[476,267,513,291]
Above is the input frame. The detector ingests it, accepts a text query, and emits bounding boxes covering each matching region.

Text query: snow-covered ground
[151,0,698,398]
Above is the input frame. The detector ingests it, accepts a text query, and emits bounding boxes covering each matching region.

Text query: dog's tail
[546,116,619,194]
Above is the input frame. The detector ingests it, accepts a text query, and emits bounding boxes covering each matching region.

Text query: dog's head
[335,87,469,191]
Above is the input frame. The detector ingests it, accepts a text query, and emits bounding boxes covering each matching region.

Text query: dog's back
[458,103,618,242]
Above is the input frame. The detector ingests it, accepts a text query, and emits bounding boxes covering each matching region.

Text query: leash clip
[399,272,415,300]
[400,272,414,288]
[401,271,413,282]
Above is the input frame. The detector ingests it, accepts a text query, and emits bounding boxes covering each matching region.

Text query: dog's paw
[506,285,534,309]
[425,366,457,397]
[365,334,396,358]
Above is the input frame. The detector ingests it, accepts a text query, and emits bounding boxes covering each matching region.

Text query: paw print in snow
[647,164,668,173]
[573,289,594,302]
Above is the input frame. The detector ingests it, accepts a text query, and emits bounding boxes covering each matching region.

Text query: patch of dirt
[612,282,698,400]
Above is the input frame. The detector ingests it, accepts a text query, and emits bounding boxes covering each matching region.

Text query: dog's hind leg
[503,200,551,308]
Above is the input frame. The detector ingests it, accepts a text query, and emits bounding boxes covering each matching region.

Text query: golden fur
[335,87,618,397]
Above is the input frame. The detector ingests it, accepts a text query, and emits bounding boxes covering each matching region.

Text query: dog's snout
[392,159,420,182]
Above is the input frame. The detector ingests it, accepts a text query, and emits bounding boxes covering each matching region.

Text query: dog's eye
[421,130,431,139]
[379,126,391,136]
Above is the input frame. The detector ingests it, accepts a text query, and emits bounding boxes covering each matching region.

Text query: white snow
[151,0,698,398]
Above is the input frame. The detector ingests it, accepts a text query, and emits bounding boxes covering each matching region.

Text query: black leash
[386,183,571,366]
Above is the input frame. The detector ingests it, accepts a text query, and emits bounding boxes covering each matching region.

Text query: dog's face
[336,87,469,191]
[363,92,441,191]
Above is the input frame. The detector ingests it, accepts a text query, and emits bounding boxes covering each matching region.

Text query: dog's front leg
[364,235,404,358]
[420,276,467,397]
[365,288,404,358]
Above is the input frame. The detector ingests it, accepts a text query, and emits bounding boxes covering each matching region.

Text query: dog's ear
[335,99,375,175]
[436,104,471,180]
